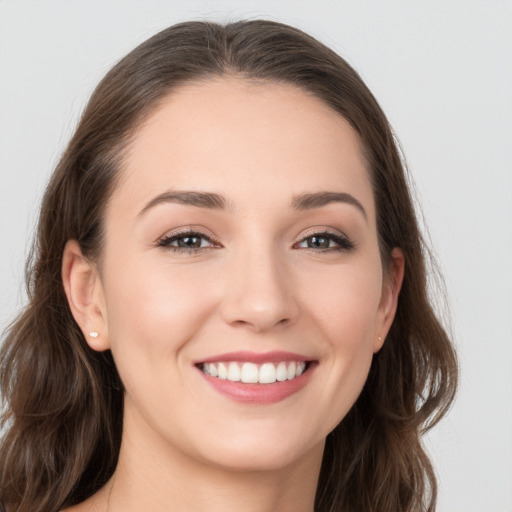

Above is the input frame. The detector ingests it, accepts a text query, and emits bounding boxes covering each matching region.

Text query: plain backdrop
[1,1,511,511]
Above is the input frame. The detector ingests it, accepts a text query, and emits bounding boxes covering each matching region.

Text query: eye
[157,231,219,253]
[295,231,355,252]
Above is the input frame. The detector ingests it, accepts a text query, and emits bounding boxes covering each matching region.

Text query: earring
[89,331,99,338]
[378,336,383,342]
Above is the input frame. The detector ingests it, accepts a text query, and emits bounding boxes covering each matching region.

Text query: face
[87,78,400,471]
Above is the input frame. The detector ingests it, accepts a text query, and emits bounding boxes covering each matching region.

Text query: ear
[62,240,110,351]
[373,247,405,353]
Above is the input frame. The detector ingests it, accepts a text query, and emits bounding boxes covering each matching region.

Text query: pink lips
[195,351,316,404]
[197,350,311,365]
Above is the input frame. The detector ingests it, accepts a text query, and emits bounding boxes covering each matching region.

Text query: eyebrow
[138,190,228,216]
[291,191,367,221]
[138,189,367,221]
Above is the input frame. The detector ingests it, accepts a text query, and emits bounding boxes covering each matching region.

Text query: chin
[192,427,324,474]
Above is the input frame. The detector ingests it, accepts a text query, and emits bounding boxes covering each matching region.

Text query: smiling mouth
[197,361,312,384]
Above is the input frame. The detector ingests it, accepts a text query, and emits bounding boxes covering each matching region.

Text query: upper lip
[196,351,314,365]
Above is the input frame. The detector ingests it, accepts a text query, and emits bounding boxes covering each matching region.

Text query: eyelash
[157,229,355,254]
[294,230,355,252]
[157,230,218,254]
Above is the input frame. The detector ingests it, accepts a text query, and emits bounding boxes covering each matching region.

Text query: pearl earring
[89,331,99,338]
[378,336,383,342]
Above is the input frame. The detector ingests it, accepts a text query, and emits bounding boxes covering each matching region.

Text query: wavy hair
[0,20,457,512]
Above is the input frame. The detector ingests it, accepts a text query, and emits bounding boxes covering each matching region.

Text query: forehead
[113,77,374,217]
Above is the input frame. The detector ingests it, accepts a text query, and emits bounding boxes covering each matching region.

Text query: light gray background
[1,1,511,510]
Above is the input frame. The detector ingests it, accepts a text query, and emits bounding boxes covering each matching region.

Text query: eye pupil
[178,236,202,248]
[308,236,330,249]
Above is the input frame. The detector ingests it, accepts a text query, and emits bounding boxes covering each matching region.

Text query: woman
[0,20,457,512]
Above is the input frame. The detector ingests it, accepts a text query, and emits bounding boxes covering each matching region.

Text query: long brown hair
[0,20,457,512]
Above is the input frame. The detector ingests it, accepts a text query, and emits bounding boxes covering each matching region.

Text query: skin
[62,78,404,512]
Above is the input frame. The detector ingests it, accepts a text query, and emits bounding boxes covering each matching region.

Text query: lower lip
[197,364,316,404]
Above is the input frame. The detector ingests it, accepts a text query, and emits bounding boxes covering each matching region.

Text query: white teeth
[259,363,277,384]
[218,362,228,380]
[227,362,241,382]
[276,362,288,382]
[240,362,259,383]
[201,360,309,384]
[209,363,218,377]
[287,361,296,380]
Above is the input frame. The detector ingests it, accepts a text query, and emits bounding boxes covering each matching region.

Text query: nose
[219,246,299,333]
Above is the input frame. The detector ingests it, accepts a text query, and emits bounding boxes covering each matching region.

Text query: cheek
[300,260,382,428]
[101,252,220,365]
[302,257,383,343]
[314,282,380,385]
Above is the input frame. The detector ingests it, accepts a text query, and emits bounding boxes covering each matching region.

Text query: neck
[101,404,324,512]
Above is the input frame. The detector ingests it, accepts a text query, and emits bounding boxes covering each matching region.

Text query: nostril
[228,315,293,332]
[219,271,298,332]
